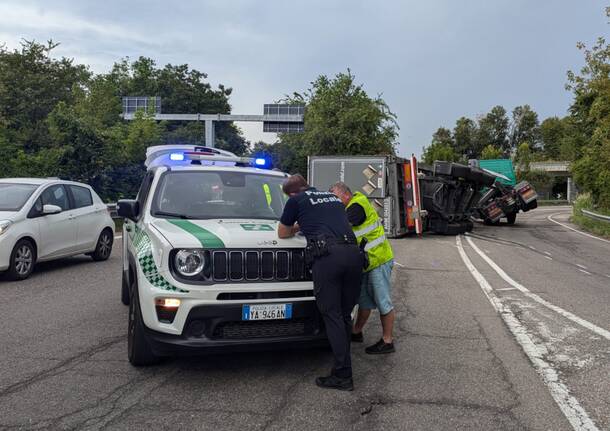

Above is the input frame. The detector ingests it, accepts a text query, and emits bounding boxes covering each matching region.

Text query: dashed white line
[578,269,592,275]
[529,245,537,251]
[544,251,552,256]
[456,236,600,431]
[465,235,610,341]
[576,264,588,270]
[495,287,518,291]
[548,213,610,244]
[544,256,553,261]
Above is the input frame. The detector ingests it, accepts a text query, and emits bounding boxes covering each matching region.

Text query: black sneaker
[315,375,354,391]
[365,338,395,355]
[351,332,364,343]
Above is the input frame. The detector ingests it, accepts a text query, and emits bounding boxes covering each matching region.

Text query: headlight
[174,249,206,277]
[0,220,11,236]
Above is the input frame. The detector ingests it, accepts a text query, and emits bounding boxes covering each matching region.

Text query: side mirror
[42,204,62,215]
[117,199,139,221]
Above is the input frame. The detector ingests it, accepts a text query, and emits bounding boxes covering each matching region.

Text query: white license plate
[242,303,292,321]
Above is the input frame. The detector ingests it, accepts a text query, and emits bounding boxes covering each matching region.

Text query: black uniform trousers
[312,243,363,378]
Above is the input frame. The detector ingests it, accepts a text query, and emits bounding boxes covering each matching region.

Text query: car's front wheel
[128,280,160,366]
[7,239,36,281]
[91,229,113,261]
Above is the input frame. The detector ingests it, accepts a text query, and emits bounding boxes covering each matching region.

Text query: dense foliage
[0,41,246,201]
[253,71,398,174]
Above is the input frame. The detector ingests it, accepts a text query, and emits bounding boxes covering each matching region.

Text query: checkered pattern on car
[132,225,188,293]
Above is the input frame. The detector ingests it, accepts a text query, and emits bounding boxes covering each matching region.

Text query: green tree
[0,40,90,152]
[453,117,477,160]
[477,106,510,155]
[510,105,540,151]
[421,141,457,164]
[276,71,398,174]
[539,117,565,160]
[481,144,503,160]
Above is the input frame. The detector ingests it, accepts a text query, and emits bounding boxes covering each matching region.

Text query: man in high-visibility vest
[330,182,395,354]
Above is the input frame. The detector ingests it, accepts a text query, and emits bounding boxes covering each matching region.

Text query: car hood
[0,211,18,221]
[152,218,306,249]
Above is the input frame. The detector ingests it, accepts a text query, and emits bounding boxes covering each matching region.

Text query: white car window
[69,186,93,209]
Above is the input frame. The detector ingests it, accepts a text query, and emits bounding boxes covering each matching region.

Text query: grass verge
[571,193,610,239]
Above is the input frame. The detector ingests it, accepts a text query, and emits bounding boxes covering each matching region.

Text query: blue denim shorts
[359,260,394,315]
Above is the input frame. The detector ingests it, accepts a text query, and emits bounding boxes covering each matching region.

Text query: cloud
[0,3,151,44]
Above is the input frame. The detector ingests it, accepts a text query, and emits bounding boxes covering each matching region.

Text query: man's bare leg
[380,310,395,343]
[352,308,371,334]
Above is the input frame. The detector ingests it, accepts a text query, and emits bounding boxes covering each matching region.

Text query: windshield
[152,171,289,220]
[0,183,38,211]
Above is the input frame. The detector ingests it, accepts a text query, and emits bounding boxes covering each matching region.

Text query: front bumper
[143,301,327,356]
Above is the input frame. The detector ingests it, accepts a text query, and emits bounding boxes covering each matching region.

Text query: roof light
[254,158,266,166]
[170,153,185,161]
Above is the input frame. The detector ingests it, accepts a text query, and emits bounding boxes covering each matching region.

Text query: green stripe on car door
[167,220,225,248]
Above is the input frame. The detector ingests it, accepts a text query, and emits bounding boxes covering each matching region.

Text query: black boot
[315,375,354,391]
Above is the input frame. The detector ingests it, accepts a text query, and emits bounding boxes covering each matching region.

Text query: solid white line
[465,236,610,341]
[576,264,588,270]
[578,269,591,275]
[456,236,599,431]
[548,214,610,244]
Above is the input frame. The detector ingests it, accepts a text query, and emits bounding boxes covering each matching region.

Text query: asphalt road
[0,207,607,430]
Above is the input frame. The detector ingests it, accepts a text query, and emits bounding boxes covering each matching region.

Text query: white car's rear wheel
[91,229,113,261]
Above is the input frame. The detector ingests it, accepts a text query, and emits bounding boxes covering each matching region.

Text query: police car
[118,145,323,365]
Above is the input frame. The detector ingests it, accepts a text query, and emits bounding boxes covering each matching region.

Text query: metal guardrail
[582,209,610,222]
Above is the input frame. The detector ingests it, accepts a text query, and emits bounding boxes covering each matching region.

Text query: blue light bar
[254,158,266,166]
[170,153,185,161]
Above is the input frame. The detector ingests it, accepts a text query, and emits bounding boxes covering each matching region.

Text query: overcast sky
[0,0,608,157]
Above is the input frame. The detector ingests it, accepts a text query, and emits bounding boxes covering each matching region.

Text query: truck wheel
[7,239,36,281]
[91,229,113,261]
[128,281,160,366]
[121,270,130,306]
[506,212,517,225]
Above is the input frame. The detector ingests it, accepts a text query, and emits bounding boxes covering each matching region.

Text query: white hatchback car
[0,178,115,280]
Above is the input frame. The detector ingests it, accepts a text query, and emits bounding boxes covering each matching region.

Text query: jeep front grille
[210,249,310,283]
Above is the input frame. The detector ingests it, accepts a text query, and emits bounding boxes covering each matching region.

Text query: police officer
[278,174,363,391]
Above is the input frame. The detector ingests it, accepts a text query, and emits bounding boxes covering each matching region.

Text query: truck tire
[128,280,160,366]
[506,212,517,225]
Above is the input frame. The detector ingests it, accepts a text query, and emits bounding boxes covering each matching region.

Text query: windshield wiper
[153,211,194,219]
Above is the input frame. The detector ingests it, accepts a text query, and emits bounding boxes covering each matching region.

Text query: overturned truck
[308,156,537,237]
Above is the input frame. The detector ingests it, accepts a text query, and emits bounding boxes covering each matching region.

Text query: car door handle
[68,214,76,220]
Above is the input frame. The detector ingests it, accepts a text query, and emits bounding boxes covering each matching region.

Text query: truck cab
[118,146,324,365]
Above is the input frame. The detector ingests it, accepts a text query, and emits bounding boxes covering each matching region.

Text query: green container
[478,159,517,186]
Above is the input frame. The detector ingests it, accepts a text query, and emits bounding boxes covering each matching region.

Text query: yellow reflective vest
[347,192,393,272]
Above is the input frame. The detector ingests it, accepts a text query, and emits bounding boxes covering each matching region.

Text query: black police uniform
[280,187,363,379]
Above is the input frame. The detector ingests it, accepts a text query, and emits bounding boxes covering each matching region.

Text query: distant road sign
[263,104,304,133]
[122,97,162,114]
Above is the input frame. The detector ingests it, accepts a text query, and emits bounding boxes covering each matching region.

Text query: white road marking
[529,245,537,251]
[548,214,610,244]
[544,251,552,256]
[576,264,588,270]
[456,236,600,431]
[394,262,405,268]
[544,256,553,261]
[495,287,518,291]
[465,236,610,341]
[578,269,591,275]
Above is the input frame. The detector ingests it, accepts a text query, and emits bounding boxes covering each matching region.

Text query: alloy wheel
[14,245,33,276]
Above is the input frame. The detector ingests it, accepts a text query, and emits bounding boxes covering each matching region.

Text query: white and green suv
[118,146,323,365]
